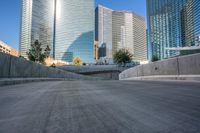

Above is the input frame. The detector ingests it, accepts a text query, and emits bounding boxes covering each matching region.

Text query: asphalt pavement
[0,80,200,133]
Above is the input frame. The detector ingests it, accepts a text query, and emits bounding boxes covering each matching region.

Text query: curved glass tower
[55,0,94,63]
[20,0,95,63]
[20,0,54,58]
[147,0,200,60]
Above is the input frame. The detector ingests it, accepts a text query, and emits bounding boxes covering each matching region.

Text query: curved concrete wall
[83,71,120,80]
[0,52,101,80]
[57,65,123,80]
[57,65,126,73]
[120,53,200,80]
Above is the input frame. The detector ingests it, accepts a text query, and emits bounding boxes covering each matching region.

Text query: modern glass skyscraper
[132,13,147,62]
[95,5,113,59]
[147,0,200,60]
[20,0,95,63]
[55,0,94,63]
[20,0,54,58]
[96,5,147,63]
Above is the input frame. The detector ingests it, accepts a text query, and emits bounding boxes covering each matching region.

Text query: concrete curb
[0,78,69,87]
[120,75,200,82]
[0,76,109,87]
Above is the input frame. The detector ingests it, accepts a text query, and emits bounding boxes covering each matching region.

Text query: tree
[152,55,159,62]
[44,45,51,58]
[27,40,50,63]
[19,55,26,59]
[113,48,133,65]
[73,57,82,66]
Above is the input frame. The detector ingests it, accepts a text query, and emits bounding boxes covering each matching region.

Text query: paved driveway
[0,80,200,133]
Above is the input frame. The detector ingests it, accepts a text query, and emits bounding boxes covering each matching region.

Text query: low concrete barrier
[0,53,10,77]
[83,71,120,80]
[178,54,200,75]
[142,58,179,76]
[120,53,200,81]
[57,65,127,73]
[0,52,102,80]
[57,65,127,80]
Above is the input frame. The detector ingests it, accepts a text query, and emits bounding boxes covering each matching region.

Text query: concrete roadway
[0,80,200,133]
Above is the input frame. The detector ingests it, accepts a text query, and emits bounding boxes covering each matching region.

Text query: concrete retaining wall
[83,71,120,80]
[0,52,101,80]
[57,65,128,73]
[0,53,10,77]
[120,53,200,80]
[178,54,200,75]
[57,65,126,80]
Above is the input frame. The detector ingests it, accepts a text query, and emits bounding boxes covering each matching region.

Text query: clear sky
[0,0,146,50]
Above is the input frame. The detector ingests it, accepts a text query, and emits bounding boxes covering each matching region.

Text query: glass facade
[55,0,94,63]
[112,11,134,54]
[147,0,200,60]
[95,5,147,62]
[95,5,113,59]
[31,0,54,53]
[132,13,147,61]
[20,0,32,57]
[20,0,54,58]
[20,0,95,63]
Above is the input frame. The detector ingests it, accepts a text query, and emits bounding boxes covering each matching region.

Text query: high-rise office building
[20,0,54,58]
[96,5,147,63]
[95,5,113,59]
[20,0,94,63]
[147,0,200,60]
[112,11,134,55]
[132,13,147,62]
[55,0,94,63]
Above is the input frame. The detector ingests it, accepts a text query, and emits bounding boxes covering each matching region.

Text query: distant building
[94,41,99,62]
[0,40,18,57]
[20,0,94,63]
[95,5,147,63]
[147,0,200,60]
[132,13,147,62]
[20,0,54,59]
[95,5,113,59]
[55,0,94,63]
[112,11,134,55]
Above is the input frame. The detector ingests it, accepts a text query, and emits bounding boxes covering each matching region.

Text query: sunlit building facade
[55,0,94,63]
[132,13,147,62]
[95,5,113,59]
[112,11,134,55]
[20,0,54,58]
[20,0,94,63]
[0,41,19,57]
[147,0,200,60]
[96,5,147,63]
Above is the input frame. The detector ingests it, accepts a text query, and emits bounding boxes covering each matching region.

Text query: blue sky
[0,0,146,50]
